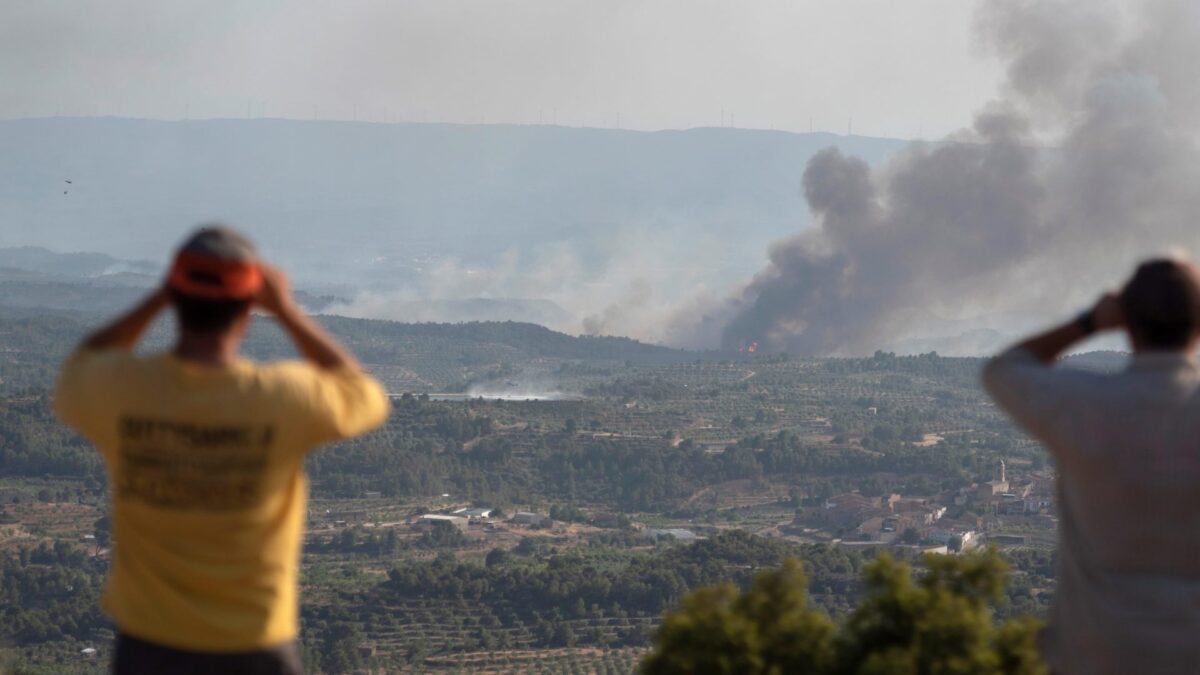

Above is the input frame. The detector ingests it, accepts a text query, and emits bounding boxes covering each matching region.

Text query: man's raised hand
[255,264,295,317]
[1091,292,1125,332]
[254,262,358,370]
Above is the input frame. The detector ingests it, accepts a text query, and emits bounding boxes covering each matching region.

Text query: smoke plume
[711,0,1200,355]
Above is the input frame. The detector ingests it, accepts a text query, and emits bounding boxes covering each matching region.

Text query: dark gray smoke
[712,0,1200,355]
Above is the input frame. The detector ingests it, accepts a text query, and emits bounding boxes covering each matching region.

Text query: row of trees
[300,532,869,657]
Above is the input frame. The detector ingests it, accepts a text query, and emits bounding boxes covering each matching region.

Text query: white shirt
[983,347,1200,675]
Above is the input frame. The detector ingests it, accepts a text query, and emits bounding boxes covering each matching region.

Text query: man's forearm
[81,289,169,351]
[273,303,359,370]
[1008,319,1091,365]
[1000,294,1123,365]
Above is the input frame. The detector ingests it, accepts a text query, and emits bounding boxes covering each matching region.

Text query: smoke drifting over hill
[700,0,1200,355]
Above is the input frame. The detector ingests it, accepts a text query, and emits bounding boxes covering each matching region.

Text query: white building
[416,514,469,531]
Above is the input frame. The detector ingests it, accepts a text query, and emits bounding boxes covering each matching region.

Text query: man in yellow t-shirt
[54,227,389,674]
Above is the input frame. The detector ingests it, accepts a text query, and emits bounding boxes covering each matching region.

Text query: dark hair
[170,289,251,335]
[1119,259,1200,349]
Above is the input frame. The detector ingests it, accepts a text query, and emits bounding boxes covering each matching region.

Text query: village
[302,457,1059,563]
[790,459,1058,555]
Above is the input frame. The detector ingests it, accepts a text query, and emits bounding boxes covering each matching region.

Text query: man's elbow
[980,355,1007,400]
[351,378,391,433]
[367,384,391,429]
[50,387,83,433]
[52,358,87,426]
[979,349,1055,426]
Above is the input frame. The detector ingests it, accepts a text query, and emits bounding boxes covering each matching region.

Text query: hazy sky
[2,0,1002,139]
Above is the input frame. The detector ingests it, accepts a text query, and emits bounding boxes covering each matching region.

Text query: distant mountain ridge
[0,117,910,290]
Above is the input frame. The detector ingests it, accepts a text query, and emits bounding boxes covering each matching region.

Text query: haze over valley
[1,118,922,349]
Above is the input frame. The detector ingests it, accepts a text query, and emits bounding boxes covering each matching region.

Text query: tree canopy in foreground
[641,549,1046,675]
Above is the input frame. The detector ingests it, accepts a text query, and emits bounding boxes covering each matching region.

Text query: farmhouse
[511,511,550,526]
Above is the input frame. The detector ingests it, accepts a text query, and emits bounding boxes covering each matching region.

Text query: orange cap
[168,250,262,300]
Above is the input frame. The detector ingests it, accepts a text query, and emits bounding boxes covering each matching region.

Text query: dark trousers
[113,632,303,675]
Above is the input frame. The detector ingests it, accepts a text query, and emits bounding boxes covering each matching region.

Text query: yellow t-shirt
[53,349,390,652]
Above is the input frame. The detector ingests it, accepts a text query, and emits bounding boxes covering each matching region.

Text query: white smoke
[328,226,738,342]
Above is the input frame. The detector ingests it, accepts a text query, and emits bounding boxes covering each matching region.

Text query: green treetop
[641,550,1045,675]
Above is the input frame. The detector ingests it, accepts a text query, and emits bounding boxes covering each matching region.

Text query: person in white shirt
[983,257,1200,675]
